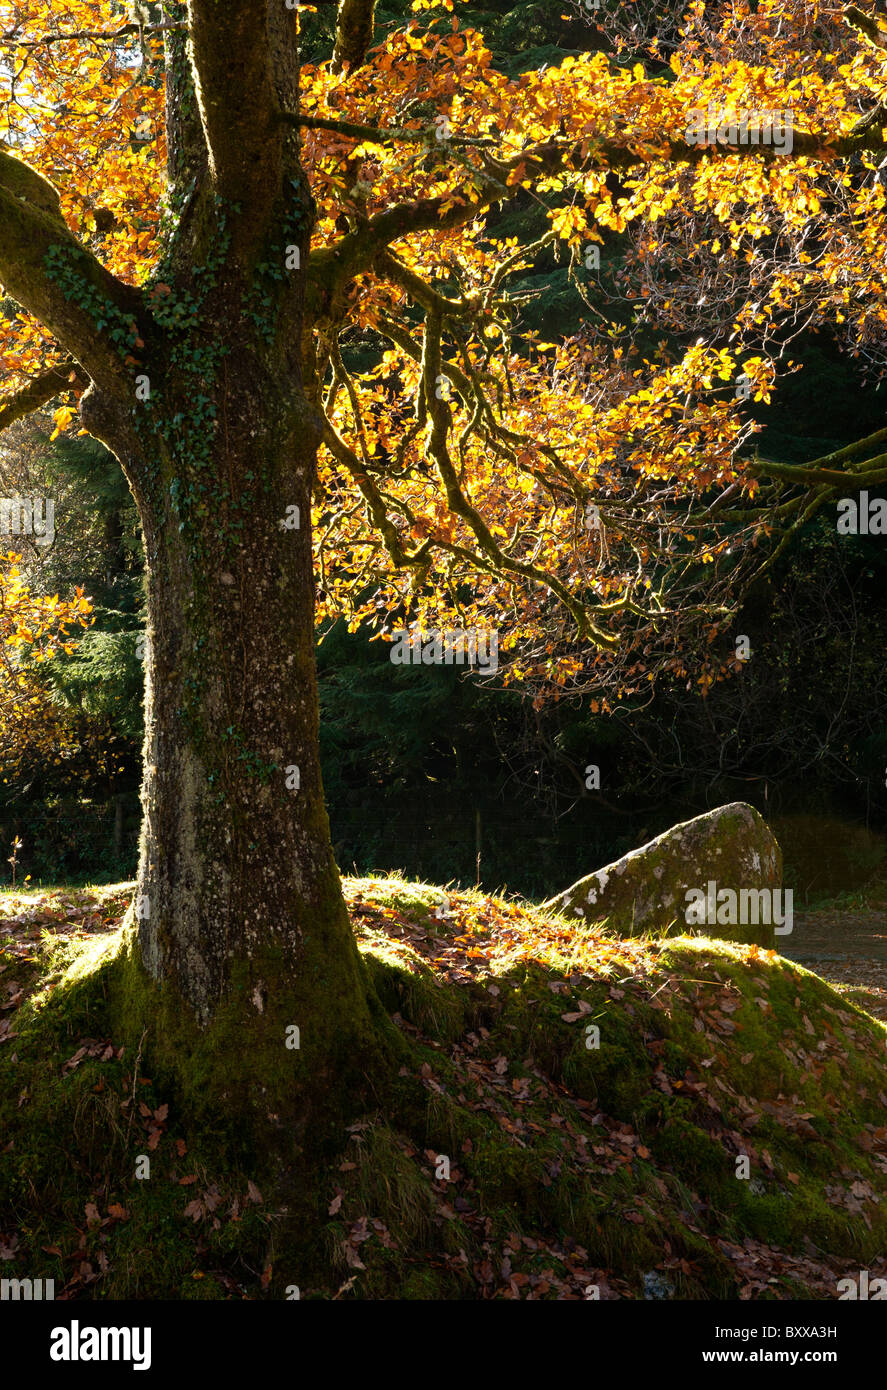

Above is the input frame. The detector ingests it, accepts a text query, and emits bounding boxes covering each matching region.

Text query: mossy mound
[1,876,886,1300]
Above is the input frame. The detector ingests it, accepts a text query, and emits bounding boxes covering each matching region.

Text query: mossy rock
[543,802,783,948]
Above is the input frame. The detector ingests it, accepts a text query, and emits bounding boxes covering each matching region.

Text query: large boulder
[542,803,785,948]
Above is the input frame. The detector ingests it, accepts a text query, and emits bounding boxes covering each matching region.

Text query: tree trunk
[0,0,401,1149]
[82,349,394,1145]
[136,383,340,1021]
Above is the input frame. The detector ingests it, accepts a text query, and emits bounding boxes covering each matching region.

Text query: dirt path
[780,907,887,1022]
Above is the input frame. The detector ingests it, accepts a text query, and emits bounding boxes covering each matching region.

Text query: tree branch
[375,250,478,317]
[278,111,496,148]
[749,455,887,487]
[844,4,887,50]
[331,0,376,75]
[286,110,887,165]
[308,188,503,318]
[0,22,185,48]
[372,306,598,509]
[0,155,145,391]
[795,426,887,472]
[308,123,887,316]
[420,310,620,649]
[187,0,290,223]
[0,359,87,435]
[518,126,887,172]
[320,411,428,570]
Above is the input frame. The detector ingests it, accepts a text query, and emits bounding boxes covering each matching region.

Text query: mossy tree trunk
[0,1,396,1138]
[85,358,388,1137]
[131,385,350,1028]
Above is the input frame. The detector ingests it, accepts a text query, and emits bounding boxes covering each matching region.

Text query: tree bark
[0,1,407,1143]
[70,0,396,1131]
[83,341,393,1136]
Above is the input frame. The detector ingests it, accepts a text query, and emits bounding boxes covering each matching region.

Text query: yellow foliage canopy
[1,0,886,700]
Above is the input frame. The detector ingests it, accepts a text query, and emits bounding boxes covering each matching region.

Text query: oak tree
[2,0,887,1134]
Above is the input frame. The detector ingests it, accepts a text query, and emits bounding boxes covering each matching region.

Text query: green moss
[108,911,405,1153]
[2,882,887,1299]
[651,1116,728,1178]
[363,946,478,1042]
